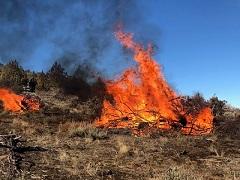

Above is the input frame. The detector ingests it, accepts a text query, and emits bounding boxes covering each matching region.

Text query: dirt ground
[0,91,239,179]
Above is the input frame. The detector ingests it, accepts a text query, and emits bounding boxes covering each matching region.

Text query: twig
[0,134,47,178]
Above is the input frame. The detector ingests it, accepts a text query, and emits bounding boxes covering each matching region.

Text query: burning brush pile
[95,28,213,135]
[0,28,213,136]
[0,88,42,113]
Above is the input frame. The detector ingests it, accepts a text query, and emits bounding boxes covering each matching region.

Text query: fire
[0,88,41,112]
[182,107,213,135]
[0,88,23,112]
[96,28,213,135]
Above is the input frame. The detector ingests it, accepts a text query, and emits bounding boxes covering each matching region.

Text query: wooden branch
[0,134,47,178]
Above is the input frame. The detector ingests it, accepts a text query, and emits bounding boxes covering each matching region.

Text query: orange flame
[182,107,213,135]
[0,88,23,112]
[96,28,213,135]
[0,88,41,112]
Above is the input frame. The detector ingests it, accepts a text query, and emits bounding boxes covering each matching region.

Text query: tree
[0,60,25,92]
[36,71,48,90]
[209,96,227,117]
[47,62,67,87]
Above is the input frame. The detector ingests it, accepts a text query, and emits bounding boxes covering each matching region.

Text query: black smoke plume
[0,0,160,75]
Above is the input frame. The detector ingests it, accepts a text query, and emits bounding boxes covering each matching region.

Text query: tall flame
[96,28,213,135]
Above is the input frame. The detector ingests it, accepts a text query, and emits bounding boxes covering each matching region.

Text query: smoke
[0,0,160,74]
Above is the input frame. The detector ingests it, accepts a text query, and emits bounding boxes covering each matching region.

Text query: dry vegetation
[0,61,240,179]
[0,95,239,179]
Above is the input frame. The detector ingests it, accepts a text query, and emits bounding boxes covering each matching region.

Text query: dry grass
[0,117,239,179]
[116,137,130,155]
[149,166,204,180]
[56,121,108,140]
[0,91,239,179]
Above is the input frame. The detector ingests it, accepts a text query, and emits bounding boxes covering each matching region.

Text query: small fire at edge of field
[0,88,41,112]
[95,26,213,135]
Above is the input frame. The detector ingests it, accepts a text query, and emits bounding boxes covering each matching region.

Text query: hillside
[0,86,239,179]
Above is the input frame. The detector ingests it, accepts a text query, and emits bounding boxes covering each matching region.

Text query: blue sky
[1,0,240,107]
[139,0,240,107]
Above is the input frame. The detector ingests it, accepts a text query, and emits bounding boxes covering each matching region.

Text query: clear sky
[139,0,240,107]
[1,0,240,107]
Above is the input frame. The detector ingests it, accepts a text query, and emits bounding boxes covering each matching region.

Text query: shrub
[36,71,49,90]
[181,92,208,117]
[69,122,108,140]
[0,60,26,92]
[46,62,67,87]
[208,96,227,117]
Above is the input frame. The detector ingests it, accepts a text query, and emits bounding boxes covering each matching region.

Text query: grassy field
[0,89,239,179]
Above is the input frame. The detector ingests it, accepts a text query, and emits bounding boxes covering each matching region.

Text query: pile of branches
[0,134,47,178]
